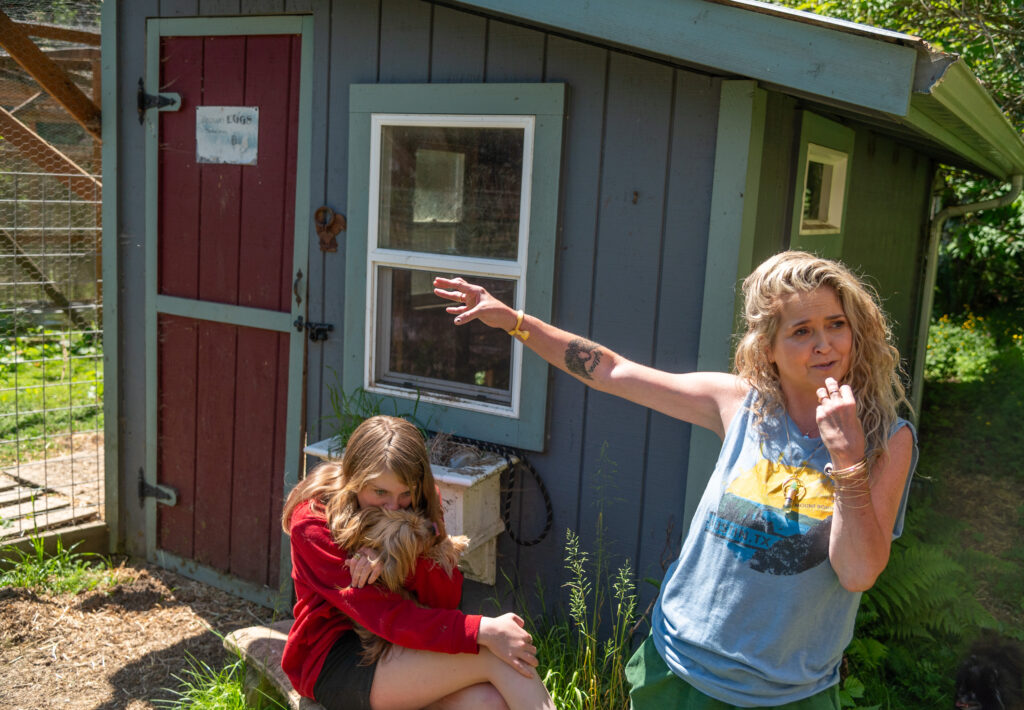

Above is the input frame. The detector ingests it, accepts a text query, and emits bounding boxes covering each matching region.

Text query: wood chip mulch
[0,560,279,710]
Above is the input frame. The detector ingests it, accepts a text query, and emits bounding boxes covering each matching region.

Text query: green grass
[0,534,119,594]
[524,529,637,710]
[0,328,103,466]
[154,654,286,710]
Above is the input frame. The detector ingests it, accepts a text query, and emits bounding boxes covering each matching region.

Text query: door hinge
[293,316,334,342]
[138,467,178,507]
[137,78,182,124]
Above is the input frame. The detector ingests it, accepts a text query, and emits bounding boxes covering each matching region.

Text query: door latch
[137,78,182,124]
[138,467,178,507]
[293,316,334,342]
[314,206,346,253]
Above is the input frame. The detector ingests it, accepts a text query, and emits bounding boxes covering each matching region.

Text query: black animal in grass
[955,631,1023,710]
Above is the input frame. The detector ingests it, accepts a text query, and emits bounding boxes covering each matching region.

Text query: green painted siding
[840,131,933,382]
[751,94,933,401]
[751,92,799,266]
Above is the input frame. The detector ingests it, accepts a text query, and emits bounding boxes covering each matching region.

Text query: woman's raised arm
[433,276,745,438]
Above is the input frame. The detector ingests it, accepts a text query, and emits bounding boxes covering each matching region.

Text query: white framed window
[365,114,535,417]
[789,111,855,259]
[799,143,848,235]
[345,83,565,451]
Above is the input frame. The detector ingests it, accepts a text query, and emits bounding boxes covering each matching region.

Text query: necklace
[774,412,828,517]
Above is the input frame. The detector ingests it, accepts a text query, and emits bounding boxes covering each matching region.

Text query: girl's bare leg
[369,645,553,710]
[425,682,507,710]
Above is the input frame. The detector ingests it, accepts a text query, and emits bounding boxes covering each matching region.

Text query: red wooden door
[150,30,306,599]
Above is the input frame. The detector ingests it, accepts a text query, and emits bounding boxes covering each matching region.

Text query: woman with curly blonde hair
[281,415,554,710]
[435,251,918,709]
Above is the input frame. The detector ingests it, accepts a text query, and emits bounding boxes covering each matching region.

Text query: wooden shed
[102,0,1024,610]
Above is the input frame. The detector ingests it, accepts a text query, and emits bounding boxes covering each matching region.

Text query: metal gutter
[905,60,1024,179]
[910,174,1024,417]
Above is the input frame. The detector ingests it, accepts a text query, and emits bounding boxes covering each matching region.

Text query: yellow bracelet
[507,309,530,340]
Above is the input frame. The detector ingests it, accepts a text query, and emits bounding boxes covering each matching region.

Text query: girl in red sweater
[281,415,554,710]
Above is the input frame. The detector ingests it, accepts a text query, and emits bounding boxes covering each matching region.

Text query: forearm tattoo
[565,338,603,380]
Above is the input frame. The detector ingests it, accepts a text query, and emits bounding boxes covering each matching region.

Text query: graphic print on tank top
[702,457,834,575]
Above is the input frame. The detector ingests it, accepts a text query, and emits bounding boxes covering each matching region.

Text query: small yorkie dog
[954,630,1024,710]
[338,506,469,665]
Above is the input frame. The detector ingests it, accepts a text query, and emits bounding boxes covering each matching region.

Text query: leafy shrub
[924,313,1000,382]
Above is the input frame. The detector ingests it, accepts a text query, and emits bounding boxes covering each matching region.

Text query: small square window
[367,115,534,415]
[799,143,848,235]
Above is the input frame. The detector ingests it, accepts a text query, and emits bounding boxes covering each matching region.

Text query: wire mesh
[0,0,103,540]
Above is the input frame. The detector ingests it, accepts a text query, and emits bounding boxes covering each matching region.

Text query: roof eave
[443,0,1024,178]
[440,0,916,115]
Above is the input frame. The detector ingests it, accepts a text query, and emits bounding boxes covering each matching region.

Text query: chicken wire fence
[0,0,104,540]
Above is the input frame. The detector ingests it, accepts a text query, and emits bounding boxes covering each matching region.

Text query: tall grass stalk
[0,534,117,593]
[523,528,637,710]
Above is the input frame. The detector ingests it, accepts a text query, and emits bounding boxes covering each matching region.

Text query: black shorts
[313,632,378,710]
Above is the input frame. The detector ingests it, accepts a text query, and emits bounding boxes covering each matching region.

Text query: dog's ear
[428,534,470,574]
[334,506,384,552]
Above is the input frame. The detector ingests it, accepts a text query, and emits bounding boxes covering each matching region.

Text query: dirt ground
[0,560,278,710]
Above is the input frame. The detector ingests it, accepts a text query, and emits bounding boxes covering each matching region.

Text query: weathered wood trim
[279,14,316,602]
[155,15,306,35]
[0,10,102,140]
[101,0,119,555]
[15,21,101,46]
[154,295,295,332]
[144,18,161,563]
[440,0,915,115]
[684,79,766,531]
[155,548,287,610]
[0,521,109,570]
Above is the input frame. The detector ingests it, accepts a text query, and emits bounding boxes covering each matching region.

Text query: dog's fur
[955,631,1024,710]
[337,506,469,665]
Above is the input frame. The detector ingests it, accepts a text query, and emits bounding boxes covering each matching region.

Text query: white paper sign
[196,106,259,165]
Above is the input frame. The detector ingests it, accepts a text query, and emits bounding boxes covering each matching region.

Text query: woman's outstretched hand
[433,276,514,331]
[477,612,539,678]
[815,377,866,466]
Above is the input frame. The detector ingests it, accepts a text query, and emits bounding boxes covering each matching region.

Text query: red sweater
[282,501,482,699]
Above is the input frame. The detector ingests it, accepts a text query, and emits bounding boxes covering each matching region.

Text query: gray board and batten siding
[109,0,935,614]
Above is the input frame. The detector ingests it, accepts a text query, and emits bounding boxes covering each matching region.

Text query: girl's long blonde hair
[733,251,911,466]
[281,415,446,542]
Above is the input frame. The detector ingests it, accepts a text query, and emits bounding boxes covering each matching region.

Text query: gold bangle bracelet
[824,459,868,478]
[507,309,530,341]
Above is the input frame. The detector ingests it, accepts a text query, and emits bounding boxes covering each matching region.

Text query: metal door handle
[293,269,303,306]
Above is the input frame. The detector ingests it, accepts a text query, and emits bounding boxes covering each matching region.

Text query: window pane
[803,160,826,221]
[379,125,524,260]
[377,267,515,404]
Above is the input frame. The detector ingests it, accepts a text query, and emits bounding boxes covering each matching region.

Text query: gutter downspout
[910,173,1024,419]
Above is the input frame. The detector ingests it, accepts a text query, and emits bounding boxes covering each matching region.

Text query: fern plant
[858,536,994,642]
[841,521,997,708]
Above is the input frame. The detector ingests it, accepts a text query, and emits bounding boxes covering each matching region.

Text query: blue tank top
[651,390,917,706]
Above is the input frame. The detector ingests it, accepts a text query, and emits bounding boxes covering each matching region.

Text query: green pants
[625,636,841,710]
